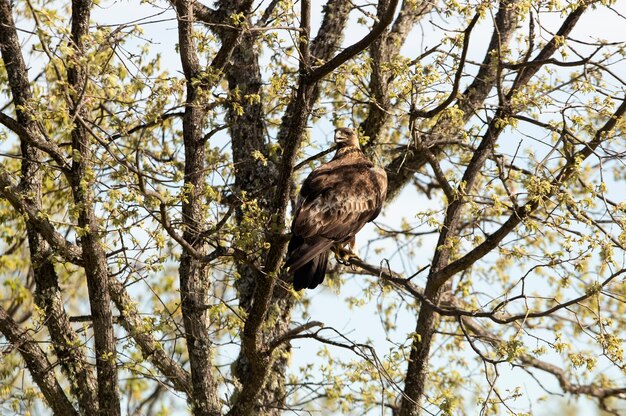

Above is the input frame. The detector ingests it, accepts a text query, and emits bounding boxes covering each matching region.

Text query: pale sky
[7,1,626,414]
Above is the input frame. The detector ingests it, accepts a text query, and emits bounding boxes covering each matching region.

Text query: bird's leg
[332,237,360,266]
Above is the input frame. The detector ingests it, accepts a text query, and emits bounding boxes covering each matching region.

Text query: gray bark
[0,306,79,416]
[67,1,120,414]
[0,0,98,413]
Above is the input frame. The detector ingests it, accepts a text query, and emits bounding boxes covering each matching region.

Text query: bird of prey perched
[285,128,387,290]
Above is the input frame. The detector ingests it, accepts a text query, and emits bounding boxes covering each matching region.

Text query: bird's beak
[335,133,347,142]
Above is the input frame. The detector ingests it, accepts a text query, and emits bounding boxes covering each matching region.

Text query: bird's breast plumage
[292,147,387,241]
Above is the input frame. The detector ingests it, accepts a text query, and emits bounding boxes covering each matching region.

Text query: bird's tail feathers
[285,236,333,290]
[293,250,329,290]
[285,237,333,272]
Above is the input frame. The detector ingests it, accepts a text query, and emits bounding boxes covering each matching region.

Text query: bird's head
[334,128,360,149]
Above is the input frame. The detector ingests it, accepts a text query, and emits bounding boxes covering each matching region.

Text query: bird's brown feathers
[285,131,387,290]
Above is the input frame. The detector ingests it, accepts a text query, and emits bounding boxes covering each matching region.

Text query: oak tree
[1,0,626,415]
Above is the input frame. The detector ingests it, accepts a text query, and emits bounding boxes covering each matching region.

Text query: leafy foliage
[1,0,626,415]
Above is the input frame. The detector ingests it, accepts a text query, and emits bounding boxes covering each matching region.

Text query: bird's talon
[336,257,349,266]
[334,248,360,266]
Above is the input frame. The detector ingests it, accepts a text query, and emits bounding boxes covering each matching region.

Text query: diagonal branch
[410,12,480,119]
[0,305,78,416]
[108,279,193,395]
[385,0,519,199]
[0,167,83,264]
[431,96,626,288]
[510,2,589,92]
[304,0,400,84]
[268,321,324,351]
[430,2,594,291]
[0,113,69,171]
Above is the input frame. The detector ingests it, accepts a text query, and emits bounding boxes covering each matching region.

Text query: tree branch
[108,278,193,395]
[268,321,324,351]
[351,257,626,405]
[0,305,78,416]
[431,95,626,287]
[0,167,83,264]
[410,12,480,118]
[362,0,436,149]
[385,0,518,199]
[510,2,589,92]
[0,3,98,410]
[226,1,361,414]
[461,313,626,401]
[173,0,253,413]
[305,0,400,84]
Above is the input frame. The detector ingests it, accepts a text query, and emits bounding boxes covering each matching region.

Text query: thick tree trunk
[174,0,248,413]
[0,0,99,413]
[226,31,286,414]
[221,2,354,413]
[68,1,120,414]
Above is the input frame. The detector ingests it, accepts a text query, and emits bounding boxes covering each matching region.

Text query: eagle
[285,128,387,290]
